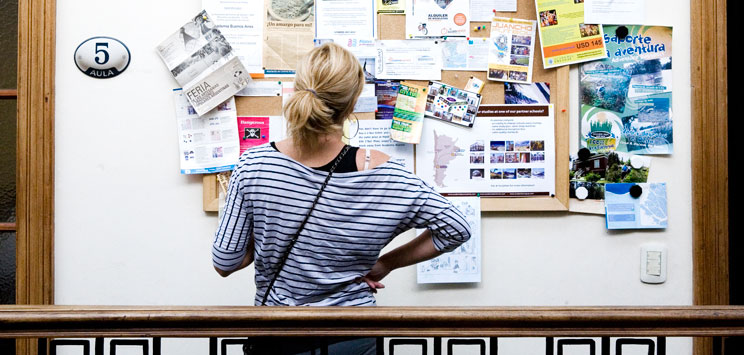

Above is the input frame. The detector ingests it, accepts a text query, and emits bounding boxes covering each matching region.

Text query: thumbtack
[492,9,496,13]
[561,109,566,112]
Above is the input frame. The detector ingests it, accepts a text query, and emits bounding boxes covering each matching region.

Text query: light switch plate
[641,244,667,284]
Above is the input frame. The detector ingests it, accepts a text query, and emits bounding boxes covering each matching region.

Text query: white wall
[54,0,692,353]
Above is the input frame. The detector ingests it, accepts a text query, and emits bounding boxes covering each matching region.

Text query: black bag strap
[260,144,351,306]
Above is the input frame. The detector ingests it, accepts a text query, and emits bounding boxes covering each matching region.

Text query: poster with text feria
[580,26,673,155]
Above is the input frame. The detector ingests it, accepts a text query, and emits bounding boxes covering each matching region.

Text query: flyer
[424,81,482,128]
[237,116,271,154]
[315,0,376,40]
[487,17,537,83]
[375,80,400,119]
[203,0,264,75]
[415,104,555,196]
[584,0,645,25]
[406,0,470,38]
[441,38,489,71]
[157,11,252,116]
[504,82,550,104]
[348,119,415,172]
[579,25,673,155]
[390,81,428,144]
[417,196,481,284]
[377,0,406,14]
[173,90,240,174]
[471,0,517,21]
[375,40,443,80]
[263,0,315,75]
[534,0,607,68]
[605,183,667,230]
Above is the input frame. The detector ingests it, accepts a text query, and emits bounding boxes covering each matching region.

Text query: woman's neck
[276,132,346,167]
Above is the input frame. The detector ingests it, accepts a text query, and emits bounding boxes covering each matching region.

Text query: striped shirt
[212,144,471,306]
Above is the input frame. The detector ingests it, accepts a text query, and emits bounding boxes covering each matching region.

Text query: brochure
[390,81,428,144]
[579,25,673,155]
[375,80,401,119]
[375,40,443,80]
[157,11,252,116]
[377,0,406,14]
[315,0,376,41]
[441,38,489,71]
[173,90,240,174]
[263,0,315,75]
[424,81,482,128]
[406,0,470,38]
[534,0,607,68]
[417,196,481,284]
[203,0,264,75]
[415,104,555,196]
[487,17,537,83]
[605,183,667,229]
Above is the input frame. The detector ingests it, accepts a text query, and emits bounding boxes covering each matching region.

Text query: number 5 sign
[74,36,131,79]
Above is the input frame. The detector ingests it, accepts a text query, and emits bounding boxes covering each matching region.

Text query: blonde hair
[283,43,365,152]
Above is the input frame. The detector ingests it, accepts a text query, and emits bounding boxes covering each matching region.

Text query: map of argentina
[433,130,462,187]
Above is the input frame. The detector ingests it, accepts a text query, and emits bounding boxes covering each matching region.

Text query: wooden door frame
[13,0,727,354]
[17,0,56,353]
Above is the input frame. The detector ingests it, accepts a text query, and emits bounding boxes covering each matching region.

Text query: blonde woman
[213,43,471,354]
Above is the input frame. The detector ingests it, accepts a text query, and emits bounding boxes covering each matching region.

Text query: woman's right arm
[212,160,254,276]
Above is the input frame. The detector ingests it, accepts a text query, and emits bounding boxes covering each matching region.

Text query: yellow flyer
[534,0,607,68]
[377,0,405,14]
[390,81,428,144]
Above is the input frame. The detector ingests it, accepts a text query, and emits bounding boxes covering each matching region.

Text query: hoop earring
[343,114,360,140]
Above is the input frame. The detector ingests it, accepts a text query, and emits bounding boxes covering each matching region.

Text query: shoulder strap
[260,145,351,306]
[363,148,371,171]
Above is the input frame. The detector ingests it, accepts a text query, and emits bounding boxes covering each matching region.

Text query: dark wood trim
[0,223,17,231]
[1,306,744,338]
[0,89,18,98]
[16,0,56,353]
[691,0,729,354]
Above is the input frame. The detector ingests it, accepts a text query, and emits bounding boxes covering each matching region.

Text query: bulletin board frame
[203,2,570,212]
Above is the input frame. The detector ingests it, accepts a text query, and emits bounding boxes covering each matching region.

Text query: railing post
[37,338,47,355]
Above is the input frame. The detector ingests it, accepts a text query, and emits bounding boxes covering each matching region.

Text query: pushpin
[493,9,496,13]
[616,26,629,39]
[466,37,470,40]
[561,109,566,112]
[474,26,480,31]
[629,184,643,198]
[578,147,591,161]
[443,36,448,40]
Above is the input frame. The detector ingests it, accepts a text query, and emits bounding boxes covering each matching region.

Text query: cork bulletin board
[204,0,570,212]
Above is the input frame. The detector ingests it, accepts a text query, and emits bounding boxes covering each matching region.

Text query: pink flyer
[237,116,270,154]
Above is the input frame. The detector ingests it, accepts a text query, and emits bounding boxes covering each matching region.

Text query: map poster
[390,81,428,144]
[487,17,537,83]
[605,183,667,229]
[417,196,481,284]
[580,25,673,155]
[534,0,607,68]
[415,104,555,196]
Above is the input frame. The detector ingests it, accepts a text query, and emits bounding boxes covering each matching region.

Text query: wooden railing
[2,305,744,338]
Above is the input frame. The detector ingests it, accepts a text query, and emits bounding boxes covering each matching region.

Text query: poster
[377,0,406,13]
[315,0,376,40]
[390,81,428,144]
[237,116,271,154]
[471,0,517,21]
[406,0,470,38]
[534,0,607,68]
[348,119,415,172]
[375,40,443,80]
[157,11,251,116]
[203,0,264,74]
[415,105,555,196]
[487,17,537,83]
[173,90,240,174]
[417,196,481,284]
[579,25,673,155]
[424,81,482,128]
[441,38,489,71]
[263,0,315,75]
[584,0,645,25]
[375,80,401,119]
[605,183,667,229]
[504,82,550,104]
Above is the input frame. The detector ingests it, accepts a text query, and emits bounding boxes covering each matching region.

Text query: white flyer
[417,196,481,284]
[487,17,537,84]
[236,80,283,97]
[471,0,517,21]
[441,38,489,71]
[584,0,646,25]
[203,0,264,74]
[315,0,376,40]
[415,104,555,196]
[375,40,443,80]
[157,11,252,116]
[353,84,378,113]
[406,0,470,38]
[173,89,240,174]
[348,119,415,172]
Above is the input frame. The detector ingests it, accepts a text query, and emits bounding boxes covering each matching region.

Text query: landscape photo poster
[579,25,673,155]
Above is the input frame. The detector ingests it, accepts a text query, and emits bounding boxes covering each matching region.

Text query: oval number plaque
[74,36,131,79]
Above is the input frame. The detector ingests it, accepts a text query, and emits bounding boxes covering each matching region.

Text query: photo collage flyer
[424,81,482,128]
[488,17,537,84]
[579,25,673,155]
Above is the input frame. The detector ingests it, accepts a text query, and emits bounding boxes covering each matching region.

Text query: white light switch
[641,244,667,284]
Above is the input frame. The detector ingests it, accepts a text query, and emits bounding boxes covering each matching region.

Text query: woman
[212,43,471,353]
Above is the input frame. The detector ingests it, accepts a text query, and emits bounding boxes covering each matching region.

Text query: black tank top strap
[270,142,359,173]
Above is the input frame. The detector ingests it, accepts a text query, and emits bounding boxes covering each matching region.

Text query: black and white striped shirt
[212,144,471,306]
